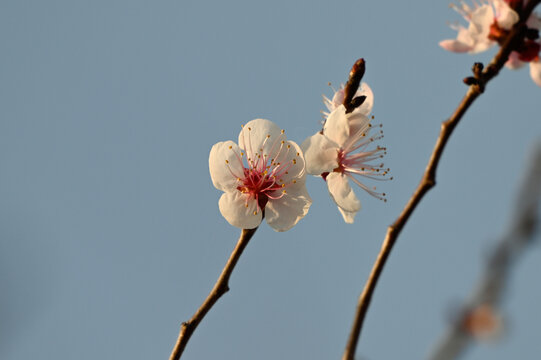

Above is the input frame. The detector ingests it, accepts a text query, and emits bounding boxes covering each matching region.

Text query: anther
[281,129,285,134]
[225,160,229,164]
[228,145,232,149]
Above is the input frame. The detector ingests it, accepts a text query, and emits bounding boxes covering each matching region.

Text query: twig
[427,143,541,360]
[169,227,258,360]
[341,2,541,359]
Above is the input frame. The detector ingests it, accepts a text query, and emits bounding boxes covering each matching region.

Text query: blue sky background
[1,0,540,359]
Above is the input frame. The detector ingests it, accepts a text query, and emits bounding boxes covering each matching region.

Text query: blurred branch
[342,2,541,359]
[428,143,541,360]
[169,227,258,360]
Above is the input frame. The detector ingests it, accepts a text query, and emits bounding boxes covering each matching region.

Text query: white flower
[322,82,374,119]
[440,0,541,86]
[302,83,390,224]
[439,0,519,54]
[505,13,541,86]
[209,119,312,231]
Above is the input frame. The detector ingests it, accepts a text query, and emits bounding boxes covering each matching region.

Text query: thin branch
[169,227,258,360]
[342,2,540,359]
[428,143,541,360]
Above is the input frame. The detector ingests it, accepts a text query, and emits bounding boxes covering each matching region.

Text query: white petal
[353,82,374,116]
[238,118,286,161]
[469,5,493,37]
[530,60,541,87]
[467,6,496,53]
[505,51,526,69]
[494,0,519,30]
[324,105,350,146]
[209,141,245,192]
[272,140,306,182]
[439,39,473,53]
[526,13,541,30]
[218,191,262,229]
[331,88,346,110]
[301,133,339,175]
[265,182,312,232]
[347,113,371,141]
[338,207,357,224]
[326,172,361,213]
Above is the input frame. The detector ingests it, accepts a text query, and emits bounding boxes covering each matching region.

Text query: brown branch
[428,143,541,360]
[342,2,540,359]
[169,227,258,360]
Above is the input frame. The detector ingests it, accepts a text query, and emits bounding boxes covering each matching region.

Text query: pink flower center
[227,128,300,214]
[237,167,285,210]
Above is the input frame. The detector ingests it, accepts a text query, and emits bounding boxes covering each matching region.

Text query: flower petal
[209,141,245,192]
[273,140,306,182]
[526,12,541,30]
[505,51,526,69]
[265,182,312,232]
[439,39,473,53]
[218,191,262,229]
[494,0,519,30]
[347,112,372,142]
[326,172,361,213]
[301,133,339,175]
[238,118,286,161]
[354,82,374,116]
[338,207,357,224]
[530,60,541,87]
[331,88,345,110]
[324,105,350,146]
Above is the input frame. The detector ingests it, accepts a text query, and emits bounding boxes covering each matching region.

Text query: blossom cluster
[209,82,389,230]
[440,0,541,86]
[209,0,541,231]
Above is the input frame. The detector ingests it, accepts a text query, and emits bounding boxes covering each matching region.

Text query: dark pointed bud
[472,62,484,76]
[463,76,478,86]
[343,58,366,113]
[350,95,367,110]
